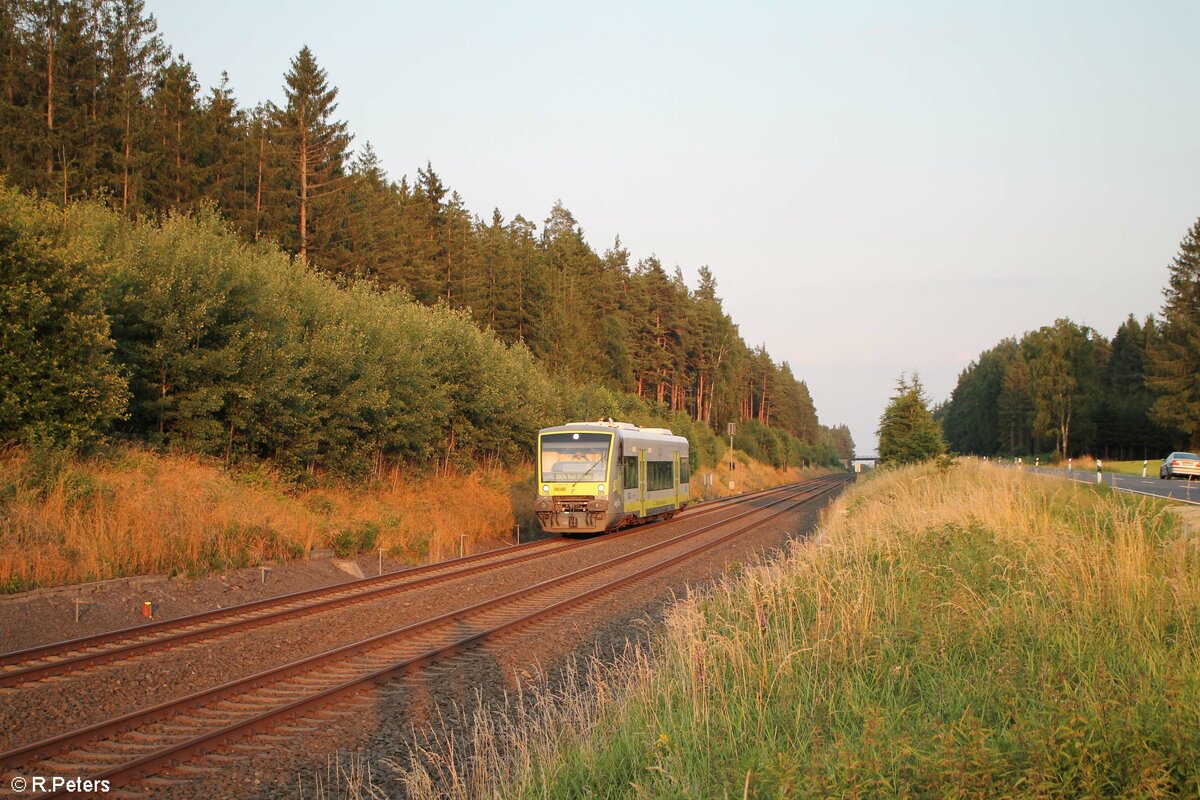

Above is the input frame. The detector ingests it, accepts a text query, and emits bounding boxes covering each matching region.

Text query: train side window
[647,461,673,491]
[680,458,690,484]
[623,456,639,489]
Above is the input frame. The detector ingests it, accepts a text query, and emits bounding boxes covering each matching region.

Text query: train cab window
[623,456,639,489]
[680,458,690,484]
[540,432,612,482]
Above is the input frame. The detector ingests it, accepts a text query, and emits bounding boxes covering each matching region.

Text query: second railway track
[0,473,850,798]
[0,479,808,688]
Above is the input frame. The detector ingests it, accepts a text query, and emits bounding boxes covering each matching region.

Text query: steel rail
[0,478,811,686]
[2,475,848,798]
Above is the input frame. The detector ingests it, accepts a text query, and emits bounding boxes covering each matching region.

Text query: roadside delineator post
[1069,457,1073,471]
[1035,457,1040,467]
[1097,460,1103,485]
[1142,460,1148,478]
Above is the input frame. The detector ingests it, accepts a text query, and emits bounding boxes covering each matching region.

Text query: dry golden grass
[0,445,526,591]
[0,445,812,593]
[691,452,828,500]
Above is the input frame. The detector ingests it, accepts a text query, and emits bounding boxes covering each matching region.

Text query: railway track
[0,479,806,688]
[0,474,849,798]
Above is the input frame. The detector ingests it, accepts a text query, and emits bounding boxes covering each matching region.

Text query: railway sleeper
[168,763,224,777]
[252,687,314,699]
[45,751,127,766]
[219,699,292,712]
[108,729,188,744]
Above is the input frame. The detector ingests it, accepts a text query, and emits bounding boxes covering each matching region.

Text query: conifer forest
[0,0,854,477]
[938,218,1200,460]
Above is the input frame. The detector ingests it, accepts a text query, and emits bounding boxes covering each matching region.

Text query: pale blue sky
[151,1,1200,455]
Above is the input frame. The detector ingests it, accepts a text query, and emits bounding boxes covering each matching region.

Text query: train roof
[538,421,689,445]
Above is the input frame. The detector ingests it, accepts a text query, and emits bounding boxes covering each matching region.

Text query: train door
[673,452,680,508]
[638,449,646,517]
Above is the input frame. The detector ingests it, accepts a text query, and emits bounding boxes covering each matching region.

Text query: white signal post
[1097,459,1103,485]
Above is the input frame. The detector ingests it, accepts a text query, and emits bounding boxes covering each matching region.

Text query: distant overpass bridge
[843,456,878,472]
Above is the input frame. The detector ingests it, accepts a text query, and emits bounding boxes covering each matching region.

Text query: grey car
[1160,452,1200,479]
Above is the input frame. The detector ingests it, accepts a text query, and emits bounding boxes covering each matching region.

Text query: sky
[150,0,1200,456]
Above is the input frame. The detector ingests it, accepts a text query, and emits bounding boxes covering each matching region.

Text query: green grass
[1086,459,1156,477]
[1035,458,1155,476]
[410,462,1200,799]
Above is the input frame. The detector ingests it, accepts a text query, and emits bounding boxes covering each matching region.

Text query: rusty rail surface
[0,474,850,799]
[0,480,808,688]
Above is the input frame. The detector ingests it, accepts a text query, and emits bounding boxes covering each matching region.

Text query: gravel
[0,482,845,799]
[168,487,840,799]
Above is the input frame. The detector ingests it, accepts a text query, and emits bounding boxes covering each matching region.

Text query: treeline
[0,185,848,477]
[0,0,852,465]
[940,218,1200,459]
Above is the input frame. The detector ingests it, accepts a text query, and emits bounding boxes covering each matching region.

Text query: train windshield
[540,432,612,483]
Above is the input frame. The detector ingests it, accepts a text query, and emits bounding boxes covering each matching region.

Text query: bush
[0,185,127,447]
[3,193,563,479]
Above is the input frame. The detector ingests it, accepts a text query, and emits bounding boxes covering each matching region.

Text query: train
[533,420,690,535]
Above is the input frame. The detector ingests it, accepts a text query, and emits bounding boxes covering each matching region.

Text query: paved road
[1025,466,1200,505]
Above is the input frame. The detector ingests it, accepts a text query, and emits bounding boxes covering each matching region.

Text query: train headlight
[542,484,549,494]
[597,484,605,494]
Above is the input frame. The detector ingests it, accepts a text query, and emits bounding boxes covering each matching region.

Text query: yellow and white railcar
[533,420,690,535]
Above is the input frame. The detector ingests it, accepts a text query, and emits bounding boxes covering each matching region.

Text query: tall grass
[0,444,823,593]
[0,444,524,592]
[388,460,1200,798]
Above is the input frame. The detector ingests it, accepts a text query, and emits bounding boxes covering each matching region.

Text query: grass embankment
[0,445,822,593]
[1047,456,1157,477]
[692,449,821,500]
[0,445,524,593]
[397,460,1200,798]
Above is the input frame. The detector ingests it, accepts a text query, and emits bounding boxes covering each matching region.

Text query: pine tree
[877,373,945,466]
[272,46,351,266]
[996,348,1034,455]
[538,202,604,381]
[1096,315,1174,457]
[145,53,201,210]
[197,71,243,214]
[1148,218,1200,449]
[239,102,282,242]
[344,142,404,279]
[101,0,166,213]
